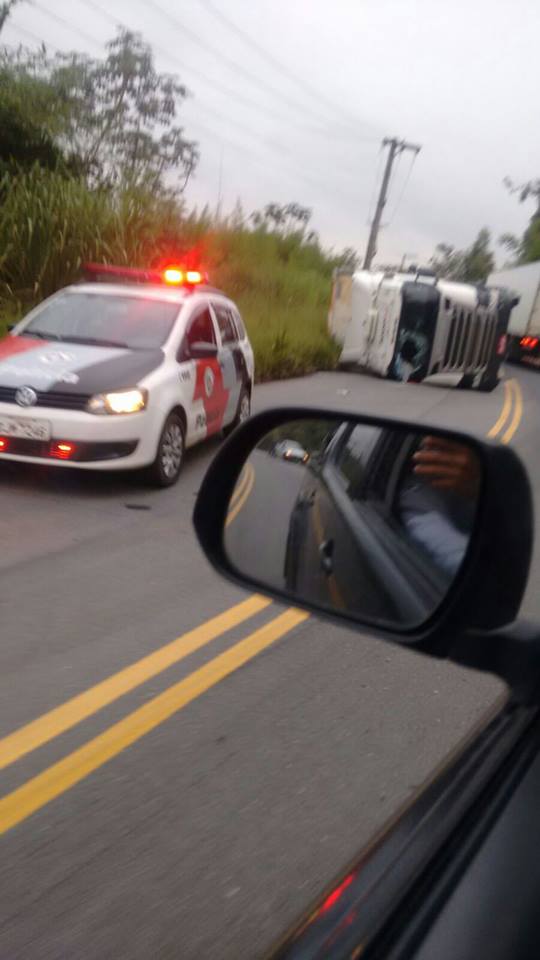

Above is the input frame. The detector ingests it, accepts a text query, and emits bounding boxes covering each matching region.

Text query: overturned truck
[328,268,518,391]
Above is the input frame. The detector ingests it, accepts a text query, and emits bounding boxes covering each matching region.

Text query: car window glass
[334,425,382,494]
[214,304,238,344]
[24,292,180,349]
[233,310,246,340]
[186,307,216,346]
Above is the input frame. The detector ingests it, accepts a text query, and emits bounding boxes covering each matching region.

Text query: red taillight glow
[0,437,8,451]
[318,873,355,915]
[163,266,184,285]
[186,270,203,285]
[50,441,75,460]
[521,336,538,350]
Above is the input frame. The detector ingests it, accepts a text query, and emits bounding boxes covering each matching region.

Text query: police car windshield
[23,291,180,350]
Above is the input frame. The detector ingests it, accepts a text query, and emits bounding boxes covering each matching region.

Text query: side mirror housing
[193,408,533,658]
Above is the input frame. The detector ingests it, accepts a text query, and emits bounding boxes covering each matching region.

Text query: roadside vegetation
[1,20,537,379]
[0,29,348,380]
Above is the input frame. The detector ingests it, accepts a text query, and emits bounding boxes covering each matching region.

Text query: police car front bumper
[0,403,159,470]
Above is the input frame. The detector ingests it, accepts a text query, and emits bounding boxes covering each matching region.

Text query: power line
[7,4,364,206]
[69,0,367,187]
[142,0,360,134]
[7,7,357,203]
[76,0,360,142]
[32,0,104,49]
[386,149,419,225]
[197,0,378,140]
[6,21,50,47]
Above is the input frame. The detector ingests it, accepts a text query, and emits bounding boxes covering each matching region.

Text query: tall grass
[0,166,339,379]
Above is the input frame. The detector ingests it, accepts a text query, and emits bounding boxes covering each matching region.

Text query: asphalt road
[1,367,538,959]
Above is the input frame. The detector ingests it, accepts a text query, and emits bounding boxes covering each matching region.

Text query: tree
[2,30,198,194]
[332,246,360,271]
[250,201,312,237]
[0,54,81,176]
[0,0,22,35]
[430,229,494,282]
[501,177,540,264]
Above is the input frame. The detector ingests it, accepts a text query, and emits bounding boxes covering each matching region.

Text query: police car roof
[67,282,229,301]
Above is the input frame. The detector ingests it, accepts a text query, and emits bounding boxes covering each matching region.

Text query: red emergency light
[0,437,8,452]
[83,263,206,287]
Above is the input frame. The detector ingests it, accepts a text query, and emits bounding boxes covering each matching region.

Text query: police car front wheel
[148,412,185,487]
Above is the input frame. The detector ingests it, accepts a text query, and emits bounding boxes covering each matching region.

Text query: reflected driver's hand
[412,436,481,499]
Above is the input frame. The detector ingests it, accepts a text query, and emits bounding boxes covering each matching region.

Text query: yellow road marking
[487,378,513,438]
[501,378,523,444]
[0,608,308,835]
[0,595,270,772]
[226,461,255,527]
[228,464,249,511]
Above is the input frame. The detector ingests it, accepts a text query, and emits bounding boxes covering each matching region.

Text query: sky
[3,0,539,267]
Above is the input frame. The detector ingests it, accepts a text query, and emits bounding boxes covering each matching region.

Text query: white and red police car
[0,264,254,485]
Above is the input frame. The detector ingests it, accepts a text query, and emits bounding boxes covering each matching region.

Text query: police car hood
[0,336,164,394]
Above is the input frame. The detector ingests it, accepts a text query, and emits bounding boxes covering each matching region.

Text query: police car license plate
[0,415,51,441]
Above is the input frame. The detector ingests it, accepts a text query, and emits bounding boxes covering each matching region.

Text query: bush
[0,166,340,379]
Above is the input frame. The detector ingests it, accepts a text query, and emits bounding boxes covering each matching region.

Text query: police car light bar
[82,263,205,287]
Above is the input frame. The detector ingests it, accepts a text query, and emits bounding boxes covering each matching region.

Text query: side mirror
[189,341,218,360]
[193,409,532,652]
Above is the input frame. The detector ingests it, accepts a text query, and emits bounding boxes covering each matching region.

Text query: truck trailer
[487,261,540,364]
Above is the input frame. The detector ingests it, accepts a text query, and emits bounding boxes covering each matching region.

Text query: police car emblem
[40,351,75,365]
[204,367,215,398]
[15,386,38,407]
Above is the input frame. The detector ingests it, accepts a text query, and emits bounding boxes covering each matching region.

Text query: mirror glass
[224,418,482,630]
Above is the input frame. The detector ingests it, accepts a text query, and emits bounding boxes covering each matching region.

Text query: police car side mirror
[193,408,532,657]
[189,341,218,360]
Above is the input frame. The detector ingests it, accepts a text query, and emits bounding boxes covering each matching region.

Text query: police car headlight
[87,388,147,415]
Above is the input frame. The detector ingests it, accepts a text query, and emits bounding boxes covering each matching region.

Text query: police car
[0,264,254,485]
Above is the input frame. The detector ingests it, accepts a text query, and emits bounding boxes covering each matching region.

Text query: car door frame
[210,299,247,428]
[270,697,540,960]
[176,298,221,443]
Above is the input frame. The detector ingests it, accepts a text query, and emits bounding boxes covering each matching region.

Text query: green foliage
[1,30,198,193]
[430,228,495,282]
[502,177,540,264]
[0,167,339,378]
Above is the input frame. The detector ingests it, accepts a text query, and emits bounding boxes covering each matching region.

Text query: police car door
[211,302,244,428]
[178,302,223,442]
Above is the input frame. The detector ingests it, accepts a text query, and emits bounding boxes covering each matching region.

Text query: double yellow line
[226,461,255,527]
[487,377,523,444]
[0,596,307,834]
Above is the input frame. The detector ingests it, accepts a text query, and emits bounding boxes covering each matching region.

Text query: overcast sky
[4,0,539,266]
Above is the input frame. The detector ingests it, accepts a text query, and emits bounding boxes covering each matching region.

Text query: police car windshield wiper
[21,329,62,341]
[57,335,129,349]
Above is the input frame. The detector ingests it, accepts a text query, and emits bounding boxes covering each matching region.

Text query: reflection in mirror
[224,418,482,630]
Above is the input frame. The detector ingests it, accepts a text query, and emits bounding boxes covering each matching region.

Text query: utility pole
[363,137,421,270]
